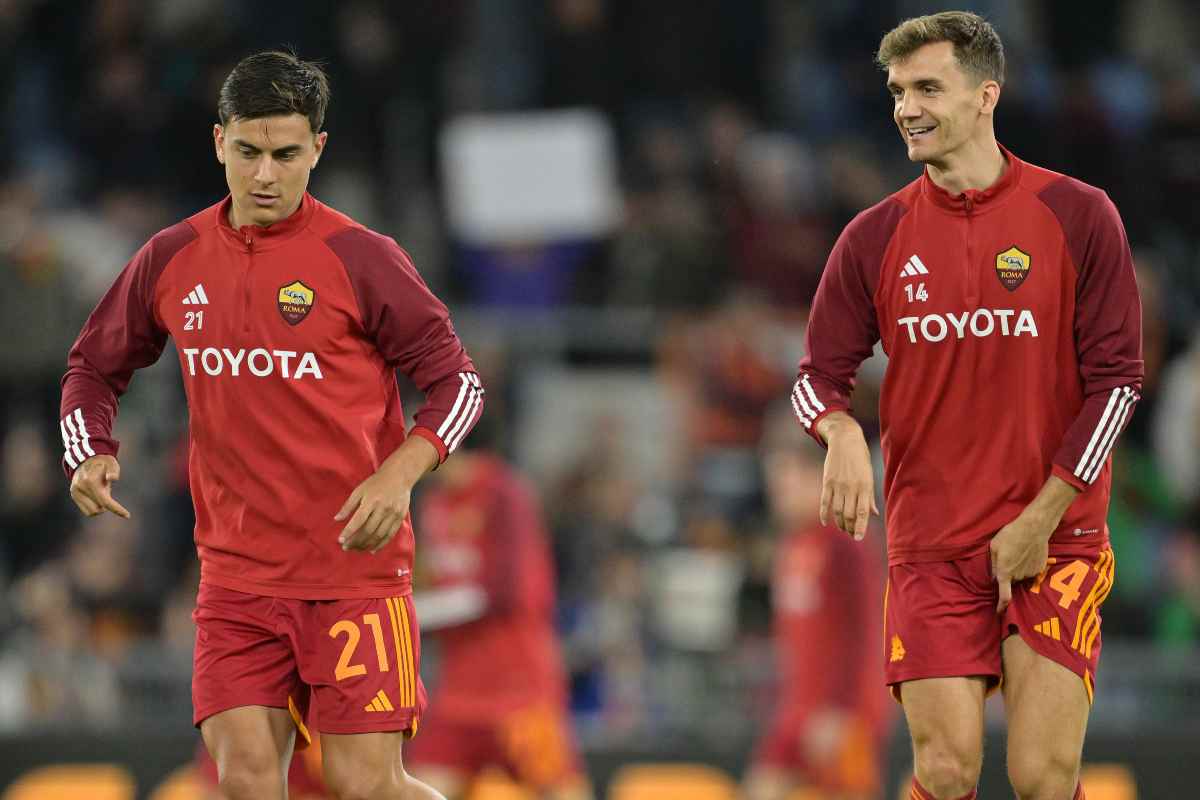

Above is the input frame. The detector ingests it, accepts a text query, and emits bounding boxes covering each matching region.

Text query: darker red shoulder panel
[324,226,481,462]
[844,196,910,298]
[1035,177,1115,282]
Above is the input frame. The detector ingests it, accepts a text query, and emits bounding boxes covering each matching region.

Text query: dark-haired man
[792,11,1140,800]
[60,51,482,799]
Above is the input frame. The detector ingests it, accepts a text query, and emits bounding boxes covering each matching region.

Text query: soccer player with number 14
[792,12,1141,800]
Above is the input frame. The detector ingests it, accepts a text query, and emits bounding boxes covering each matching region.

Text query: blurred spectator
[0,564,120,729]
[1,415,74,576]
[725,132,834,308]
[659,291,800,521]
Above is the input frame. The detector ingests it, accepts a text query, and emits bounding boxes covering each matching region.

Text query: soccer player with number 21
[60,51,483,800]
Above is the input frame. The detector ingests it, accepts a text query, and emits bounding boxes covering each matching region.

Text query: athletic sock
[911,778,977,799]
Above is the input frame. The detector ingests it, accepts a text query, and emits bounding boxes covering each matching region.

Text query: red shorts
[193,583,427,738]
[884,545,1114,703]
[405,701,584,790]
[751,708,885,794]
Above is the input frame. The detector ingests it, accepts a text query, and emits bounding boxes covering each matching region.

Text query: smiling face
[214,113,327,229]
[886,41,999,168]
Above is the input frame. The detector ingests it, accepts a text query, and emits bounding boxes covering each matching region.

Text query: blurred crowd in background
[1,0,1199,757]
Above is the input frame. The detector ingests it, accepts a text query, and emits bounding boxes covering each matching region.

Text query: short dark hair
[217,50,330,133]
[876,11,1005,86]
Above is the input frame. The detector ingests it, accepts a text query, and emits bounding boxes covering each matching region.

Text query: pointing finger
[996,577,1012,614]
[98,491,132,519]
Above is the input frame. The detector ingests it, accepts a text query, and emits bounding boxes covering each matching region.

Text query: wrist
[816,411,860,443]
[1023,475,1080,533]
[381,438,438,485]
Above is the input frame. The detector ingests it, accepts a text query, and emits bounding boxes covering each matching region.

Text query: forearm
[1021,474,1082,539]
[380,435,439,486]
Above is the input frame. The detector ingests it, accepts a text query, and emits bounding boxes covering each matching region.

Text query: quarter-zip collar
[920,144,1023,216]
[216,192,316,251]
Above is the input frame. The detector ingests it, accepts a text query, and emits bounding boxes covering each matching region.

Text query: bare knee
[328,764,445,800]
[1009,746,1079,800]
[325,764,391,800]
[912,731,982,798]
[215,752,285,800]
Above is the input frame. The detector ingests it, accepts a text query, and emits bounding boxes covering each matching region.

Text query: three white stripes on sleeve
[436,372,484,454]
[790,375,826,430]
[1073,386,1139,484]
[60,407,95,469]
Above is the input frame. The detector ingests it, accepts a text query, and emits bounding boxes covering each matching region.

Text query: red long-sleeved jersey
[416,455,566,721]
[60,194,484,599]
[794,148,1143,565]
[773,522,887,720]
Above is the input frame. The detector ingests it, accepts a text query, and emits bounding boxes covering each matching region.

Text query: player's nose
[896,93,921,119]
[253,156,277,184]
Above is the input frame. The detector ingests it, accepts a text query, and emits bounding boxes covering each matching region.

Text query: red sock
[1075,784,1086,800]
[911,778,977,800]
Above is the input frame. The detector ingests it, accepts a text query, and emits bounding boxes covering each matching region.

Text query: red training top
[794,147,1143,565]
[60,194,484,599]
[416,455,567,720]
[773,521,888,725]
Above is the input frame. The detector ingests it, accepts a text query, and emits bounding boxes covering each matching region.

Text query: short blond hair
[876,10,1005,86]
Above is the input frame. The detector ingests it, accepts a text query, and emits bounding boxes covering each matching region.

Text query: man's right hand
[69,454,131,519]
[815,411,877,540]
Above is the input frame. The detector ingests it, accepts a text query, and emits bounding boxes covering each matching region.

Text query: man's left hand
[335,434,439,554]
[989,512,1053,614]
[335,466,414,553]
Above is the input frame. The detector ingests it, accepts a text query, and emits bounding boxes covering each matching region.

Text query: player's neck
[226,197,303,231]
[925,137,1005,196]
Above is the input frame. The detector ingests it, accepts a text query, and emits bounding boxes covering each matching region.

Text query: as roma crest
[277,280,315,325]
[995,246,1031,291]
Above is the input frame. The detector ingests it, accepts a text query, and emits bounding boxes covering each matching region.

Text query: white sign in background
[440,109,621,244]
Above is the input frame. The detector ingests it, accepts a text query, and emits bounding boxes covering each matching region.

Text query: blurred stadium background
[1,0,1198,797]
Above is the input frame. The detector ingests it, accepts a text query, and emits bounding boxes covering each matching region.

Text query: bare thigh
[322,730,448,799]
[899,677,987,789]
[1002,634,1090,787]
[200,705,296,796]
